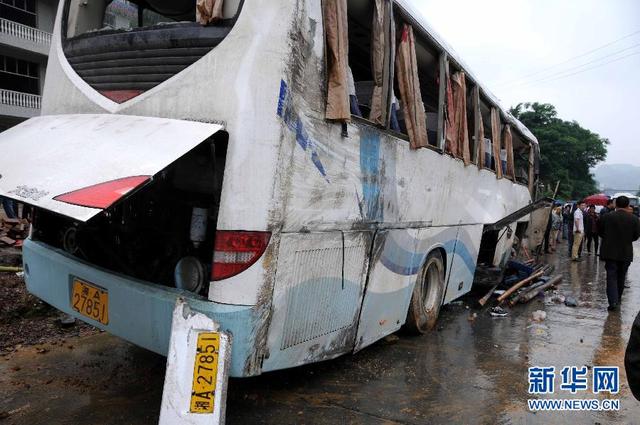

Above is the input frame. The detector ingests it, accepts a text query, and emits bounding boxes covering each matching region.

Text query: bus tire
[405,250,445,334]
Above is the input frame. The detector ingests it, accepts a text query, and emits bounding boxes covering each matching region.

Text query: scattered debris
[564,296,578,307]
[0,236,16,246]
[0,218,29,247]
[532,310,547,322]
[383,334,399,343]
[497,269,546,304]
[514,275,563,305]
[550,294,566,304]
[56,314,77,328]
[478,283,500,307]
[468,312,478,322]
[477,258,559,309]
[489,306,508,317]
[0,265,22,273]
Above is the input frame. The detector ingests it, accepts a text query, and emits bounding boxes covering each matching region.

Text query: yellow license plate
[71,278,109,325]
[190,332,220,414]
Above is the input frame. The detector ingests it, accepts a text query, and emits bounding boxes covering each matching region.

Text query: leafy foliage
[510,102,608,199]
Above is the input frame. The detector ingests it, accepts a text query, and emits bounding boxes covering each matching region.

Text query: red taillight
[99,90,145,103]
[212,231,271,281]
[54,176,151,209]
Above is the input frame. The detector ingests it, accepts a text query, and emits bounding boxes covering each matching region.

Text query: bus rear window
[66,0,242,38]
[102,0,175,31]
[63,0,243,100]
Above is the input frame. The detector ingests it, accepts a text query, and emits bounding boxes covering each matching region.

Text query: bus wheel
[405,250,445,334]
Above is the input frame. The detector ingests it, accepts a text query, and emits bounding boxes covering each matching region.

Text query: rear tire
[405,250,445,334]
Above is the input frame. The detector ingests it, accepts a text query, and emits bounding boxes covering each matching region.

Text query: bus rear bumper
[22,239,258,377]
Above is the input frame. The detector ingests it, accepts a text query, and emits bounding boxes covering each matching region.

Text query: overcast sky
[412,0,640,167]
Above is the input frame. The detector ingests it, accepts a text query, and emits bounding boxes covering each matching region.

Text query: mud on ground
[0,248,98,355]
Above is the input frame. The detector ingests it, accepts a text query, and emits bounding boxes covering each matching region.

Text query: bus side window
[414,38,441,148]
[513,132,531,185]
[346,1,371,119]
[479,97,495,172]
[347,0,394,123]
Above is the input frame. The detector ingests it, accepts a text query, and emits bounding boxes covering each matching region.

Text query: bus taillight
[211,231,271,281]
[53,176,151,209]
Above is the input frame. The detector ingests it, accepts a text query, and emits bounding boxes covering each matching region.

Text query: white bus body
[0,0,539,377]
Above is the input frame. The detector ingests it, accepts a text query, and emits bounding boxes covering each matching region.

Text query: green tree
[510,102,608,199]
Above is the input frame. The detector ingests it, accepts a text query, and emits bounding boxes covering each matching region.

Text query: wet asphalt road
[2,242,640,424]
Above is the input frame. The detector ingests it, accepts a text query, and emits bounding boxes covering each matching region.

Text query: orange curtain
[444,72,457,156]
[452,72,470,164]
[396,24,428,149]
[323,0,351,122]
[369,0,387,125]
[477,109,485,169]
[196,0,224,25]
[503,124,515,178]
[491,108,503,178]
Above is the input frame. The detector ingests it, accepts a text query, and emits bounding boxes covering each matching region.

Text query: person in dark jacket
[562,204,572,240]
[600,199,615,217]
[599,196,640,311]
[626,310,640,401]
[584,205,600,255]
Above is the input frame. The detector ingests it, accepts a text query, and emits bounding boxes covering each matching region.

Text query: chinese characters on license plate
[70,278,109,325]
[190,332,220,414]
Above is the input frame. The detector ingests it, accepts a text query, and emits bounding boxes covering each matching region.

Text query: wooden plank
[496,269,545,304]
[0,236,16,246]
[436,52,448,151]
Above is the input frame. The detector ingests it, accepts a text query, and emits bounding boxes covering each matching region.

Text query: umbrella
[583,193,609,206]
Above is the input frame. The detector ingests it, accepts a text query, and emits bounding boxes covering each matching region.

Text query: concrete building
[0,0,58,130]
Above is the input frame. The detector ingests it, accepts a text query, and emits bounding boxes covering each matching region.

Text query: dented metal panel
[262,231,369,372]
[0,114,222,222]
[354,225,482,351]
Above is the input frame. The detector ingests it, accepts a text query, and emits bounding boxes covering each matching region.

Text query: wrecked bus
[0,0,540,377]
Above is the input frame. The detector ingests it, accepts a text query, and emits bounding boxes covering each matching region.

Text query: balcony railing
[0,89,41,109]
[0,18,51,46]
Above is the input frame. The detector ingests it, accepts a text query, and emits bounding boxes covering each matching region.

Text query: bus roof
[394,0,539,147]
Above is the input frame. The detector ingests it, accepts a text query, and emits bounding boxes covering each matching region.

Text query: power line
[493,29,640,87]
[502,50,640,91]
[502,44,640,90]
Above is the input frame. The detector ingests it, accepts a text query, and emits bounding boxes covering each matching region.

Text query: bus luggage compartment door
[262,231,370,372]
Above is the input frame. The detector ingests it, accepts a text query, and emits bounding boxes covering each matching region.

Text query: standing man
[572,201,586,261]
[599,196,640,311]
[585,205,600,255]
[600,198,615,217]
[562,204,572,240]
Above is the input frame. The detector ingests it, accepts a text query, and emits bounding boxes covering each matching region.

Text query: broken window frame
[338,0,539,184]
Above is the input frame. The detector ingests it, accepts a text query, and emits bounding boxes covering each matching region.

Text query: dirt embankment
[0,248,98,354]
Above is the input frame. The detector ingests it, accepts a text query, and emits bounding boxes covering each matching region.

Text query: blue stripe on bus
[359,129,383,222]
[277,79,328,181]
[380,234,476,276]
